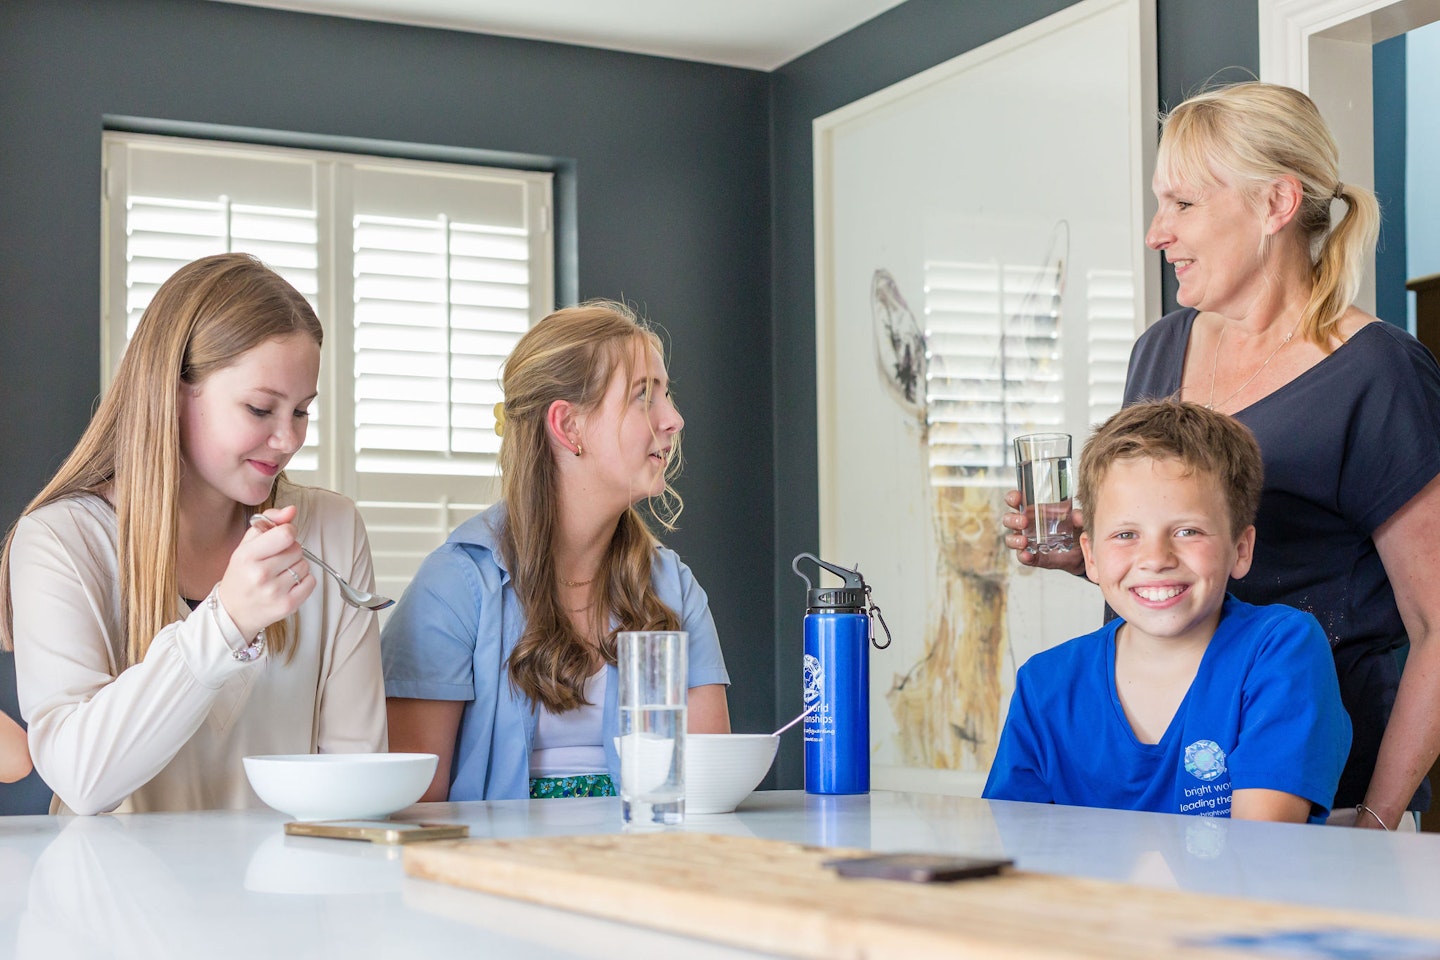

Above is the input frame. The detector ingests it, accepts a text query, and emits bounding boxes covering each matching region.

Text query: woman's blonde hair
[1155,81,1380,347]
[0,253,322,664]
[498,301,684,713]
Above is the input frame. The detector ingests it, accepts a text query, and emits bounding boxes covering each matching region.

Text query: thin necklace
[559,575,594,588]
[1206,317,1303,411]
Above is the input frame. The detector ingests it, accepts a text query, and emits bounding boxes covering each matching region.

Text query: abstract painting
[813,0,1158,793]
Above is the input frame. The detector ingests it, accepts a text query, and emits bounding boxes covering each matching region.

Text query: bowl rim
[243,752,437,764]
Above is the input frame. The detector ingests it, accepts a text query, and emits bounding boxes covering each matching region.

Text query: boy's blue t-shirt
[983,596,1351,822]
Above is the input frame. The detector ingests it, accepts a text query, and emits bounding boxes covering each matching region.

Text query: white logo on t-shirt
[1183,739,1227,781]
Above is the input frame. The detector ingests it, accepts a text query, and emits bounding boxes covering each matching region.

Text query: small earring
[574,443,583,458]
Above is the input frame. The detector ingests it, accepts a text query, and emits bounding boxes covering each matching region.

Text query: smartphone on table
[284,820,469,845]
[822,853,1014,883]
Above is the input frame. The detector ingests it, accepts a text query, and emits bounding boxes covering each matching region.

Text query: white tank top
[529,669,608,777]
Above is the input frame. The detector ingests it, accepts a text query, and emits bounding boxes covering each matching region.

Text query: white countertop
[3,790,1439,959]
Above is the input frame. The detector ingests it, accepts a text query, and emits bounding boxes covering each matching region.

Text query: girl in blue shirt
[382,302,730,801]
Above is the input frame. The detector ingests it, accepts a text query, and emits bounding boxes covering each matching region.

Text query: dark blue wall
[1374,34,1408,329]
[765,0,1260,787]
[1152,0,1260,313]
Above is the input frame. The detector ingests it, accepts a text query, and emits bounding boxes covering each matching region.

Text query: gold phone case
[284,820,470,844]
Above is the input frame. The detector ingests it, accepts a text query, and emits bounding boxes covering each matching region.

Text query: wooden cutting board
[404,832,1440,959]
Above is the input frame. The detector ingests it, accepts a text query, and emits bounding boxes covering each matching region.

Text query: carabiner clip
[865,584,892,650]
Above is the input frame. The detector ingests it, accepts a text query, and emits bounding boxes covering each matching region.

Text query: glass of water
[1013,433,1076,554]
[617,631,687,827]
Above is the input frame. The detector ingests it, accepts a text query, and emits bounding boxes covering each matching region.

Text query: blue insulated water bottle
[792,554,890,795]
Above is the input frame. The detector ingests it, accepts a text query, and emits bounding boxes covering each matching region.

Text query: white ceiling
[207,0,911,70]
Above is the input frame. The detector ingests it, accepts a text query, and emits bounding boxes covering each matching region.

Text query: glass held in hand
[616,631,687,828]
[1013,433,1076,554]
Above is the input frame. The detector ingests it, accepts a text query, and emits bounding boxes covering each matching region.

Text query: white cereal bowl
[684,734,778,815]
[242,753,437,821]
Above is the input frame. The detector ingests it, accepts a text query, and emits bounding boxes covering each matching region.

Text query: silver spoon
[772,704,818,737]
[248,514,394,611]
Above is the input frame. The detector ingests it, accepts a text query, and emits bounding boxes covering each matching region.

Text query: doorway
[1259,0,1440,315]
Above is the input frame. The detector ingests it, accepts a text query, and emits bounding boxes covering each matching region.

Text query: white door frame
[1258,0,1440,313]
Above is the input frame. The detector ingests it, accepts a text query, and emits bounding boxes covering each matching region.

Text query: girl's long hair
[0,253,322,665]
[1155,81,1381,348]
[498,302,684,713]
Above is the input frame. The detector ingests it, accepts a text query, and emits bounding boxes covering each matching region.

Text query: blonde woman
[1004,82,1440,831]
[0,253,385,815]
[383,302,730,801]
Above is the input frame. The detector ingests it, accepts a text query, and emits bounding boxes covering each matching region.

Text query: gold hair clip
[493,401,507,437]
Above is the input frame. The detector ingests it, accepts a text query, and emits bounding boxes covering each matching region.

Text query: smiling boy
[984,399,1350,822]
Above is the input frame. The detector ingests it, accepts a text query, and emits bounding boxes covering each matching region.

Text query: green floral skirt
[528,774,617,799]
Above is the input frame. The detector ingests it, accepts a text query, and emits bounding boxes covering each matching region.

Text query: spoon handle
[772,703,818,737]
[297,544,346,586]
[249,514,345,587]
[248,513,394,611]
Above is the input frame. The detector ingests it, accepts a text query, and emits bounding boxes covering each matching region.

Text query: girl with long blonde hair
[0,253,385,814]
[382,301,730,801]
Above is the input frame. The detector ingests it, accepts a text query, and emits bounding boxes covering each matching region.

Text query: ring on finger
[287,563,302,587]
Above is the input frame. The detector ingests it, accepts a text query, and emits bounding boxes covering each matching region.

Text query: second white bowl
[684,734,778,815]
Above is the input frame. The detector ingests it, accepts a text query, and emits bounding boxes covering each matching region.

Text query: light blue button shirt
[381,504,730,801]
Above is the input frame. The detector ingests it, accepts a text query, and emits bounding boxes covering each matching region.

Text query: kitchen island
[3,790,1438,959]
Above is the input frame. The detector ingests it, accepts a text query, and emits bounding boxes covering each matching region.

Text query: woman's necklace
[559,575,594,588]
[1206,317,1304,411]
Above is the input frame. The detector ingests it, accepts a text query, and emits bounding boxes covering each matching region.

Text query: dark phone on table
[822,853,1014,883]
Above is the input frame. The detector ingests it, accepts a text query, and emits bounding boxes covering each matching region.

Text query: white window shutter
[349,216,530,476]
[922,260,1064,487]
[1085,269,1137,427]
[346,164,550,600]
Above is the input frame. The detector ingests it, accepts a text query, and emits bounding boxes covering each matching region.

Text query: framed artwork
[813,0,1159,794]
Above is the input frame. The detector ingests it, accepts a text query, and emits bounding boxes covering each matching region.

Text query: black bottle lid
[792,553,866,612]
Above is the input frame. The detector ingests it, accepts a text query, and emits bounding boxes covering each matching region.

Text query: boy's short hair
[1078,398,1263,539]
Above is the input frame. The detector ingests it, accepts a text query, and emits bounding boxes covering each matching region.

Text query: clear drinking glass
[1013,432,1076,554]
[616,631,687,827]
